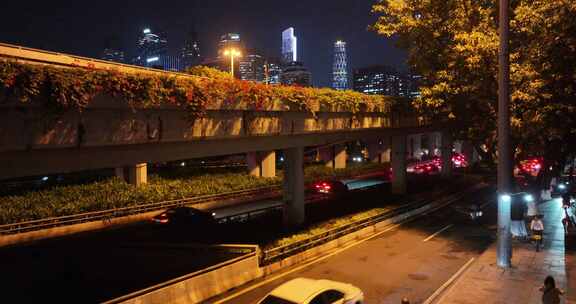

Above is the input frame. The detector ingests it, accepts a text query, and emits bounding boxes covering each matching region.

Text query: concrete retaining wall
[106,248,261,304]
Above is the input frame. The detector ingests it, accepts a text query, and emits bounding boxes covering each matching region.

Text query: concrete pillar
[462,141,479,166]
[367,139,391,164]
[381,137,391,163]
[319,146,334,168]
[409,134,422,160]
[261,151,276,178]
[391,135,407,194]
[441,132,453,177]
[367,141,382,164]
[127,163,147,186]
[283,146,305,227]
[334,145,347,169]
[247,152,260,177]
[247,151,276,177]
[319,145,346,169]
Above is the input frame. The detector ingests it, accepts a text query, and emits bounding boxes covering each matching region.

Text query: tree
[372,0,576,168]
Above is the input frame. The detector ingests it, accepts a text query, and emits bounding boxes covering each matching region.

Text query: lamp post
[223,48,241,77]
[497,0,513,268]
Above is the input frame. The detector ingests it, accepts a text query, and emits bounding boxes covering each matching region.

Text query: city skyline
[0,0,407,88]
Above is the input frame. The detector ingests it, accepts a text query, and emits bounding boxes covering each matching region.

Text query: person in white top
[531,215,545,251]
[531,215,545,232]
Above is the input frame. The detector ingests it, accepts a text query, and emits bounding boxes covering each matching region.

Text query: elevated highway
[0,43,454,226]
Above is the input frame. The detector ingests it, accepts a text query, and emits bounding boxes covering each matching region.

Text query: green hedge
[0,163,387,225]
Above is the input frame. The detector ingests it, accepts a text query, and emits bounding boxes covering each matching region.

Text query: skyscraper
[134,27,168,67]
[352,65,421,98]
[218,33,242,58]
[281,61,312,87]
[332,40,348,90]
[239,54,266,82]
[101,36,125,63]
[102,48,125,63]
[282,28,297,64]
[265,58,282,85]
[180,29,201,70]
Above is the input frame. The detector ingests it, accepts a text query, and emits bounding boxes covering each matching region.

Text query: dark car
[151,207,217,226]
[313,180,349,197]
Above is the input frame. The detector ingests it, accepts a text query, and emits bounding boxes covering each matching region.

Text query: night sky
[0,0,407,87]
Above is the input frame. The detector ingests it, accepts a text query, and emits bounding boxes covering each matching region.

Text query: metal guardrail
[0,185,281,235]
[260,190,472,265]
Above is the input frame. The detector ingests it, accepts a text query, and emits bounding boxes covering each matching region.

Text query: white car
[258,278,364,304]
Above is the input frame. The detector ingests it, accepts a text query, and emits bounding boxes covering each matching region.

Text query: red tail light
[152,213,169,224]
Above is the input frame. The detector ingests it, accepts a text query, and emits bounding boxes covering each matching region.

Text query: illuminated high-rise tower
[180,29,201,70]
[332,40,348,90]
[282,28,297,64]
[134,27,168,67]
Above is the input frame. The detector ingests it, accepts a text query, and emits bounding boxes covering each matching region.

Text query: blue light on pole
[500,194,511,203]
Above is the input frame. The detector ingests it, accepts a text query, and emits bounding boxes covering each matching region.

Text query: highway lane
[0,174,467,303]
[212,187,496,304]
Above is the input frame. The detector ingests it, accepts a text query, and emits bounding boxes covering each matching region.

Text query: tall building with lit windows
[134,27,168,67]
[353,65,420,98]
[281,61,312,87]
[180,29,201,70]
[218,33,242,58]
[265,58,282,85]
[332,40,348,90]
[282,28,297,64]
[101,36,125,63]
[239,53,266,82]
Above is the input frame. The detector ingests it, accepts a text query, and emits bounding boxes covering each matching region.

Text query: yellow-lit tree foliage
[373,0,576,166]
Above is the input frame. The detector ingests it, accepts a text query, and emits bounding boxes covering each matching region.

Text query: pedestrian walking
[531,215,545,251]
[540,275,563,304]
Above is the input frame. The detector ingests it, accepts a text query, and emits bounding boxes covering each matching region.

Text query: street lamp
[223,48,241,77]
[497,0,513,268]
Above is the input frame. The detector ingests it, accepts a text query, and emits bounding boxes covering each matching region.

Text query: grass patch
[265,207,389,249]
[0,162,387,225]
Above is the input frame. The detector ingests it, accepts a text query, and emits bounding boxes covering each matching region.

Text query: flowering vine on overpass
[0,60,404,119]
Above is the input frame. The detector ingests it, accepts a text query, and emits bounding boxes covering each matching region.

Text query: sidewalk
[438,198,572,304]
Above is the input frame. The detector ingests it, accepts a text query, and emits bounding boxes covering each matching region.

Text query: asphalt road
[211,187,497,304]
[0,174,475,303]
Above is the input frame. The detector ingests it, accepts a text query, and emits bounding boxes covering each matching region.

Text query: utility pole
[497,0,513,268]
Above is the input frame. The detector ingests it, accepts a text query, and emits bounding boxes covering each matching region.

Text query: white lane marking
[423,224,454,242]
[212,223,403,304]
[422,257,476,304]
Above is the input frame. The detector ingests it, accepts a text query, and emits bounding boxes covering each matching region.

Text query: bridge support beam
[247,151,276,178]
[333,145,347,169]
[368,138,391,164]
[116,163,147,186]
[319,145,347,169]
[408,134,423,160]
[462,141,479,166]
[283,146,305,228]
[441,132,453,177]
[391,135,407,194]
